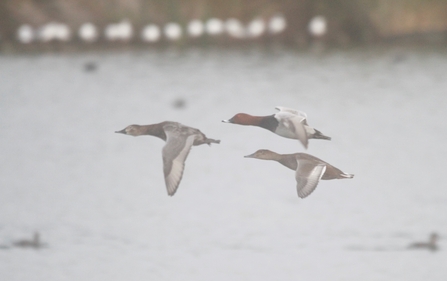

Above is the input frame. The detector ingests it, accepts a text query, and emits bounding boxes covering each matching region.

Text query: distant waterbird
[17,24,35,44]
[172,98,186,109]
[15,15,288,45]
[408,233,439,251]
[225,18,245,38]
[206,18,224,35]
[308,16,327,38]
[116,122,220,196]
[187,20,205,37]
[105,20,133,42]
[268,15,287,34]
[78,23,98,42]
[164,23,182,40]
[38,22,71,42]
[247,18,266,38]
[13,232,45,249]
[141,24,161,42]
[83,61,98,72]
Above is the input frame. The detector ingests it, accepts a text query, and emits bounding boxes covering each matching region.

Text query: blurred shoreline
[0,0,446,52]
[1,36,446,56]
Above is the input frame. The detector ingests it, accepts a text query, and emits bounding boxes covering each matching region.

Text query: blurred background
[0,0,447,49]
[1,1,447,281]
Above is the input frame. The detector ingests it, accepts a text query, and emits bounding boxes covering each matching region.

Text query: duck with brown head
[245,149,353,198]
[116,121,220,196]
[115,123,167,140]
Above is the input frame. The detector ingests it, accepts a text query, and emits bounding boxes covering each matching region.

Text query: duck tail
[206,138,221,145]
[341,173,354,179]
[313,129,331,140]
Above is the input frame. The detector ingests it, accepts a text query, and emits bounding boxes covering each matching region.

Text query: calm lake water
[1,46,447,280]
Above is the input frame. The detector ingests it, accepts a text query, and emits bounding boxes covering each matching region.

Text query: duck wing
[275,106,308,124]
[295,160,326,198]
[162,128,195,196]
[276,111,308,148]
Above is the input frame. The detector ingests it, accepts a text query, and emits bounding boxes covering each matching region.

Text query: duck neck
[251,115,278,132]
[261,151,295,168]
[265,151,282,161]
[33,233,40,246]
[430,236,437,245]
[277,153,298,171]
[140,123,167,140]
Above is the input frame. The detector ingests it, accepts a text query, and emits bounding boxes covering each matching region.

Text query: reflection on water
[0,46,447,281]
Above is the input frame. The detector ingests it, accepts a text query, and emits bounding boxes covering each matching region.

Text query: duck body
[275,106,332,141]
[13,232,43,249]
[245,149,353,198]
[223,106,330,149]
[408,233,439,251]
[115,121,218,146]
[268,152,349,180]
[116,121,220,196]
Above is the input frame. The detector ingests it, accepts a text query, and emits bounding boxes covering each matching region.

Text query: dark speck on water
[172,98,186,109]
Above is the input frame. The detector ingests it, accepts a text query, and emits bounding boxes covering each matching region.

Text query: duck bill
[244,152,256,158]
[115,128,127,134]
[221,117,234,123]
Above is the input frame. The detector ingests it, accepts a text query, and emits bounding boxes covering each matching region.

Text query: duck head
[244,149,275,160]
[430,232,439,243]
[222,113,254,125]
[115,124,141,136]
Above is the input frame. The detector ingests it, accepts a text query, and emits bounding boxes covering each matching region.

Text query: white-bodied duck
[222,106,330,149]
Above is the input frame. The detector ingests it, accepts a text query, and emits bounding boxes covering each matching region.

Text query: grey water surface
[1,46,446,280]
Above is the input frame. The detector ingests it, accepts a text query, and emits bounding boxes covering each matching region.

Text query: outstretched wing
[162,128,195,196]
[276,106,309,126]
[276,111,308,149]
[295,160,326,198]
[275,106,308,120]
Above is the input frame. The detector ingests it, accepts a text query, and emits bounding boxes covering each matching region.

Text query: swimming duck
[13,232,42,249]
[222,106,330,149]
[408,233,439,251]
[116,121,220,196]
[244,149,354,198]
